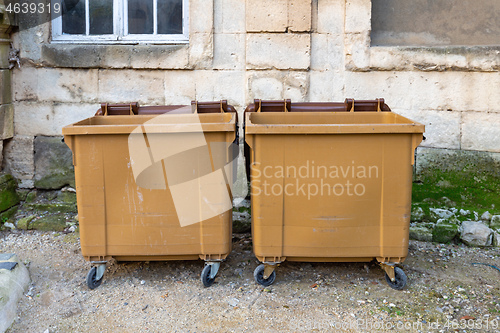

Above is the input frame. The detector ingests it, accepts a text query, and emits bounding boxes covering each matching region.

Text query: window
[52,0,189,44]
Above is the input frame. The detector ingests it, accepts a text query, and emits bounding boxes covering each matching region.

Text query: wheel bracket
[206,261,220,279]
[380,263,396,282]
[263,264,276,280]
[95,263,106,281]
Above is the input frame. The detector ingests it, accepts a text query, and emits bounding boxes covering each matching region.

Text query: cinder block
[462,112,500,152]
[246,0,287,32]
[246,33,310,70]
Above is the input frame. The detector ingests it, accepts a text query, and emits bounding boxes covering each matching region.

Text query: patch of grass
[413,169,500,216]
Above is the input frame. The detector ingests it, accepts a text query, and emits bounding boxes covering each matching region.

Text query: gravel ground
[1,230,500,333]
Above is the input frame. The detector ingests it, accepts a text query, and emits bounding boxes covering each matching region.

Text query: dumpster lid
[245,111,424,135]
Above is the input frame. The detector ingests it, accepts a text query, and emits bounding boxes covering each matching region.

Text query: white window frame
[51,0,189,44]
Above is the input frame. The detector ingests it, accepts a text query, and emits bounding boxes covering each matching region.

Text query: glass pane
[158,0,183,34]
[128,0,153,34]
[90,0,113,35]
[62,0,85,35]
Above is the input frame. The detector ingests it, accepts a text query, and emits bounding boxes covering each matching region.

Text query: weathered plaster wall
[6,0,500,189]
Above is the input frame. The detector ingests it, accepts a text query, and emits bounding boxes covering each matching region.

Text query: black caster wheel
[254,264,276,287]
[201,265,216,287]
[86,266,103,290]
[385,267,407,290]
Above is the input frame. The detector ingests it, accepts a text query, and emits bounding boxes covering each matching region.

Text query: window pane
[128,0,153,34]
[62,0,85,35]
[158,0,183,34]
[90,0,113,35]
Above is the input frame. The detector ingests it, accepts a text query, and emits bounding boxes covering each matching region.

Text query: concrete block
[0,104,14,139]
[101,45,131,68]
[0,254,30,333]
[3,135,35,185]
[12,66,37,102]
[98,70,165,105]
[165,71,196,105]
[284,71,308,101]
[410,110,461,150]
[129,45,190,69]
[310,33,328,70]
[317,0,344,34]
[462,112,500,153]
[14,102,97,136]
[0,69,11,104]
[344,32,370,70]
[345,0,371,34]
[288,0,312,32]
[13,67,98,103]
[344,71,414,110]
[246,0,287,32]
[213,34,245,70]
[220,0,246,33]
[246,33,310,70]
[309,70,345,102]
[39,68,98,103]
[195,70,245,106]
[311,33,343,71]
[188,33,214,69]
[190,0,214,33]
[247,71,284,103]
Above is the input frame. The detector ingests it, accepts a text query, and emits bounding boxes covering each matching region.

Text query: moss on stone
[0,174,20,212]
[16,215,36,230]
[432,223,459,243]
[34,173,75,190]
[25,191,37,203]
[0,206,19,225]
[16,189,30,201]
[25,202,77,214]
[409,226,433,242]
[57,191,77,204]
[31,213,68,231]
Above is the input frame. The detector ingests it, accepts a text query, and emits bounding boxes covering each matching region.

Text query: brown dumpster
[244,99,424,290]
[62,101,238,289]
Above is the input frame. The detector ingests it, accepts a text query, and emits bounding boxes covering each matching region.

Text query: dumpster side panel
[67,115,235,262]
[73,135,108,258]
[251,133,414,262]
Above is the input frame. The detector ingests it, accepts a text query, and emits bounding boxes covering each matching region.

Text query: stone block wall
[4,0,500,189]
